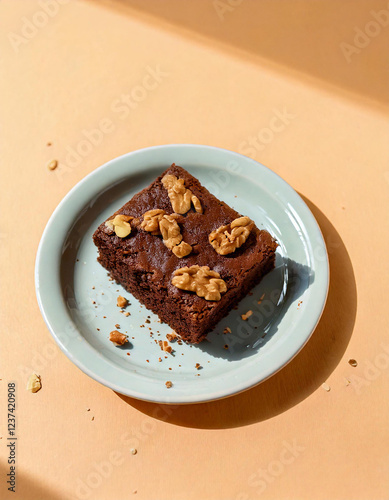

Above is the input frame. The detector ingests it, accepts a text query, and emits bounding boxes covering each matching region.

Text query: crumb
[166,332,178,342]
[348,359,358,367]
[223,327,231,334]
[131,448,137,455]
[86,408,90,411]
[127,353,130,356]
[344,377,351,386]
[47,159,58,171]
[168,367,172,370]
[224,344,229,349]
[145,319,150,324]
[117,295,128,308]
[26,373,41,393]
[241,310,253,321]
[91,416,95,421]
[109,330,128,346]
[158,357,162,362]
[92,301,96,304]
[47,142,52,146]
[321,383,331,392]
[159,340,172,353]
[103,316,106,319]
[97,328,100,331]
[115,324,120,329]
[165,381,172,388]
[124,312,130,317]
[297,300,303,308]
[257,293,265,304]
[195,363,201,370]
[92,286,95,290]
[146,360,149,363]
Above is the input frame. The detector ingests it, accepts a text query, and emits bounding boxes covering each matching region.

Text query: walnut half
[162,174,203,215]
[209,216,254,255]
[172,265,227,301]
[140,209,166,235]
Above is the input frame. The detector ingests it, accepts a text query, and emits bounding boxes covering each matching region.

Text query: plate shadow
[116,197,357,428]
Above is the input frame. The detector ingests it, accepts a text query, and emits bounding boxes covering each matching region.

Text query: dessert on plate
[93,164,277,343]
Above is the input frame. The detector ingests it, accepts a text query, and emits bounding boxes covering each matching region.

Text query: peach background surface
[1,1,389,499]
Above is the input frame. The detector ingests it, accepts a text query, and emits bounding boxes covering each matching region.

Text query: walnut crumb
[241,310,253,321]
[165,381,173,388]
[117,295,128,308]
[109,330,128,346]
[26,373,41,393]
[166,332,178,342]
[223,327,232,334]
[159,340,172,353]
[47,159,58,171]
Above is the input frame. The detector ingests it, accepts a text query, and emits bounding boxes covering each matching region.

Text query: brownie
[93,164,278,343]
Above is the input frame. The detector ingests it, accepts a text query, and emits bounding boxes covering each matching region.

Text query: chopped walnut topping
[223,327,232,334]
[165,381,173,388]
[109,330,128,346]
[159,340,172,353]
[241,310,253,321]
[172,265,227,301]
[140,209,166,235]
[26,373,41,393]
[162,174,202,214]
[117,295,128,308]
[105,214,133,238]
[172,241,192,258]
[209,216,254,255]
[159,214,192,257]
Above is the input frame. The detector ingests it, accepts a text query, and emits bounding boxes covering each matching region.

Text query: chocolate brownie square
[93,164,277,343]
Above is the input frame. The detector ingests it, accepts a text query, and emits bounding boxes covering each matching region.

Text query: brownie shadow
[117,197,357,428]
[195,258,314,361]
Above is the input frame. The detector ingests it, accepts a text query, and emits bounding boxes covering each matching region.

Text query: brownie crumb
[165,381,172,388]
[348,359,358,367]
[224,344,229,349]
[115,324,120,329]
[124,312,130,317]
[158,357,162,362]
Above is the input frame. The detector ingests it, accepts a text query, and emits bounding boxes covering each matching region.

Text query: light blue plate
[35,145,329,404]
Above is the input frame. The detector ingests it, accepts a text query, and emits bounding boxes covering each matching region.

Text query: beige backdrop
[1,1,388,499]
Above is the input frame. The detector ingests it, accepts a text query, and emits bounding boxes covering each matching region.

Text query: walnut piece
[105,214,133,238]
[26,373,41,393]
[159,340,172,353]
[165,381,173,388]
[209,216,254,255]
[162,174,203,214]
[140,209,166,235]
[109,330,128,346]
[117,295,128,308]
[159,214,192,258]
[172,265,227,301]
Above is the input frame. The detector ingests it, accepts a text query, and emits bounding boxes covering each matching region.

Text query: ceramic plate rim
[35,144,329,404]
